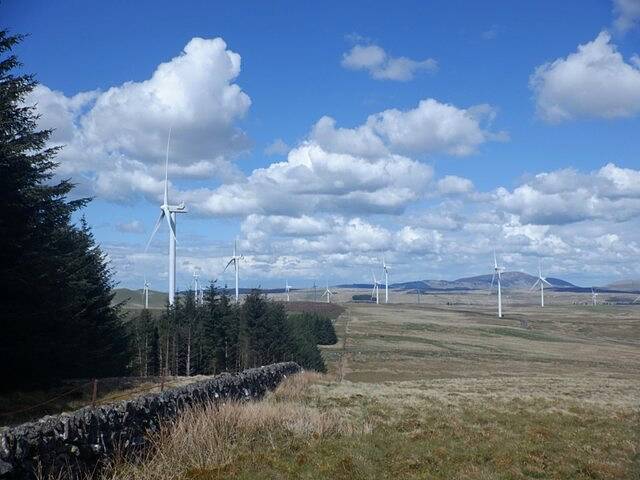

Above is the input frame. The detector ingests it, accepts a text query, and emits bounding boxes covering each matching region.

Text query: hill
[605,279,640,292]
[390,272,578,291]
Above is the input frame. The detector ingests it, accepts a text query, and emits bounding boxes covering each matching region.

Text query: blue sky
[4,0,640,290]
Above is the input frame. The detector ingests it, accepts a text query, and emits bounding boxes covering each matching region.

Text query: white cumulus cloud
[530,31,640,123]
[27,37,251,201]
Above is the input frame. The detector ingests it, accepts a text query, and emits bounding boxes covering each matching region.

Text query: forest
[128,288,336,377]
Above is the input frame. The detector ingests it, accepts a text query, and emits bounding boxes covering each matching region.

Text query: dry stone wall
[0,362,301,479]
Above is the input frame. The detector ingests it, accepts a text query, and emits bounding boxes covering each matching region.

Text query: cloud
[494,163,640,224]
[436,175,475,195]
[482,26,499,40]
[27,37,251,200]
[109,162,640,288]
[312,99,506,158]
[264,138,290,156]
[188,142,433,217]
[613,0,640,33]
[116,220,146,234]
[367,100,507,156]
[341,44,437,81]
[530,31,640,122]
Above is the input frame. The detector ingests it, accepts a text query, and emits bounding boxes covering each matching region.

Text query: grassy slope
[101,296,640,480]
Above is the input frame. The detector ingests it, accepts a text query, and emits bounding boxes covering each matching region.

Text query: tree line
[128,288,337,377]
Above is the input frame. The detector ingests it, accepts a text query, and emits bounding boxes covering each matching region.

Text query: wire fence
[0,376,171,422]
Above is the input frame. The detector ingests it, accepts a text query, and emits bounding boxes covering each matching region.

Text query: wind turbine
[224,239,243,303]
[313,281,317,302]
[193,272,200,305]
[382,257,390,304]
[145,129,187,306]
[530,260,551,307]
[591,288,598,306]
[633,295,639,304]
[142,278,149,309]
[490,251,505,318]
[285,280,292,302]
[371,271,380,304]
[321,282,334,303]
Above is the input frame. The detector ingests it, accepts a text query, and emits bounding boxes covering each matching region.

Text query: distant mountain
[604,279,640,292]
[391,272,578,292]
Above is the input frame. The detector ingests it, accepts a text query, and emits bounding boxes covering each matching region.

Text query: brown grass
[94,371,639,480]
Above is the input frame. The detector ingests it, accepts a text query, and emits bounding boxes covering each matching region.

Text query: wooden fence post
[91,379,98,407]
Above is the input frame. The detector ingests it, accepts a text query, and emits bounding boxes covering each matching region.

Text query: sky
[4,0,640,290]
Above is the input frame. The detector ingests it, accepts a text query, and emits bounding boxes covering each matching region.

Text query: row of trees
[128,288,337,377]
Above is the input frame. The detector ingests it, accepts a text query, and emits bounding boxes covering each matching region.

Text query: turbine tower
[371,271,380,304]
[142,278,149,309]
[591,288,598,306]
[530,260,551,307]
[383,257,390,304]
[224,239,243,303]
[490,251,505,318]
[145,129,187,306]
[285,280,292,302]
[193,272,200,305]
[321,282,334,303]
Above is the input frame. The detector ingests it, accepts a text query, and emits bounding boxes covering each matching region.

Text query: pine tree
[0,31,130,389]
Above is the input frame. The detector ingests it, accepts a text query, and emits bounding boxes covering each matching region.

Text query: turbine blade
[145,211,165,252]
[164,127,171,205]
[490,272,496,289]
[164,208,177,244]
[530,279,540,292]
[223,258,235,272]
[542,277,552,286]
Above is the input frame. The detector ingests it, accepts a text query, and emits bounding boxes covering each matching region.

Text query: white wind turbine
[382,257,390,304]
[145,129,187,306]
[193,271,201,305]
[285,280,292,302]
[530,260,551,307]
[224,239,243,303]
[142,277,150,309]
[371,271,381,304]
[321,282,334,303]
[490,251,505,318]
[591,288,598,306]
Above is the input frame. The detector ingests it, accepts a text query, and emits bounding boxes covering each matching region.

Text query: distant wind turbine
[285,280,292,302]
[145,129,187,306]
[313,281,317,302]
[224,239,243,303]
[591,288,598,306]
[321,282,334,303]
[383,257,390,304]
[371,271,381,304]
[530,260,551,307]
[633,295,640,304]
[193,272,200,305]
[490,251,505,318]
[142,278,149,309]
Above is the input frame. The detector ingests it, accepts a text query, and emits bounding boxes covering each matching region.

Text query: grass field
[98,291,640,480]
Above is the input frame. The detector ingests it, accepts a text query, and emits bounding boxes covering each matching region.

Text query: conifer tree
[0,31,129,389]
